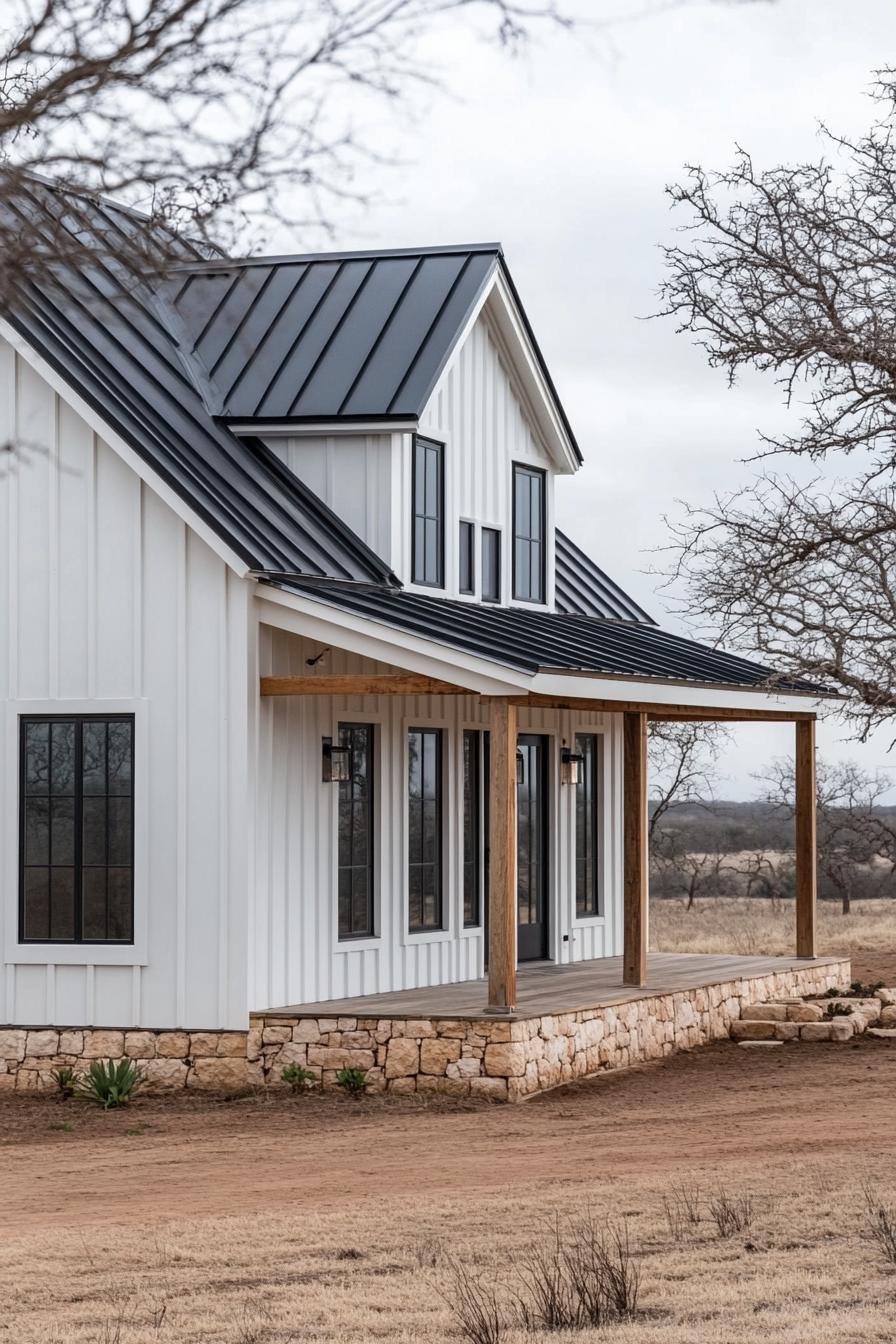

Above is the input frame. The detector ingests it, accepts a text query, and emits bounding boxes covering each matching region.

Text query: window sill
[403,928,452,946]
[5,943,148,967]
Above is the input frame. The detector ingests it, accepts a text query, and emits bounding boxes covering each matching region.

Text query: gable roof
[3,177,398,584]
[265,578,826,694]
[555,530,655,625]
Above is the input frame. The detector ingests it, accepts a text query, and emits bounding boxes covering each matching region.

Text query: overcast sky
[272,0,896,798]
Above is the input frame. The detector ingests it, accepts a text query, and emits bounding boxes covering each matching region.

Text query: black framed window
[481,527,501,603]
[463,730,482,927]
[19,715,134,943]
[408,727,443,931]
[512,464,546,603]
[459,520,475,595]
[575,733,601,917]
[337,722,375,939]
[412,435,444,587]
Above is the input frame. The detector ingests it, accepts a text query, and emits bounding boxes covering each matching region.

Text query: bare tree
[757,756,895,913]
[657,72,896,737]
[648,719,729,839]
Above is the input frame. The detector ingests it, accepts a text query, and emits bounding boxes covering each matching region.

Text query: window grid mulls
[407,727,443,931]
[19,715,135,944]
[412,435,444,587]
[512,463,546,603]
[337,723,375,939]
[575,733,601,917]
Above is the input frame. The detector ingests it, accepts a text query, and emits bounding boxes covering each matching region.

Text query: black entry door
[516,734,549,961]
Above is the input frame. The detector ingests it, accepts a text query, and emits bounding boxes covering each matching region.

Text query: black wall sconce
[322,737,352,783]
[560,745,584,786]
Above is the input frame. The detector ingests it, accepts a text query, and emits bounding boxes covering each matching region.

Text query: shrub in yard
[75,1058,143,1109]
[444,1259,503,1344]
[863,1186,896,1263]
[708,1189,753,1238]
[281,1063,316,1093]
[662,1183,702,1239]
[50,1066,76,1101]
[335,1066,368,1096]
[512,1213,640,1330]
[824,1002,855,1019]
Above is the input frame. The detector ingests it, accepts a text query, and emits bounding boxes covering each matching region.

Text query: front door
[516,734,549,961]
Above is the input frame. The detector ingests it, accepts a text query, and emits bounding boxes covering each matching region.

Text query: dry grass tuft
[651,895,896,959]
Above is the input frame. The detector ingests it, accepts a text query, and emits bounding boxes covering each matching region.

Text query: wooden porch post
[795,717,818,958]
[487,697,517,1012]
[623,710,648,987]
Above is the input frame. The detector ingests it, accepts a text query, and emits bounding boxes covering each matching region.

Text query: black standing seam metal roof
[266,578,826,694]
[5,179,400,585]
[555,530,655,625]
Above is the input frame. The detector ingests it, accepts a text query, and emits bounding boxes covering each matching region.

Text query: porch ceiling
[258,953,845,1023]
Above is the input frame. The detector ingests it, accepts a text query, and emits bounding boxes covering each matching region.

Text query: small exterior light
[560,746,584,786]
[516,748,525,785]
[322,737,352,783]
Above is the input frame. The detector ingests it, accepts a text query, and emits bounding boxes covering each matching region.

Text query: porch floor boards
[261,952,845,1022]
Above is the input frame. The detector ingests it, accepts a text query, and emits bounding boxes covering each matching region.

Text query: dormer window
[412,435,444,587]
[512,463,546,604]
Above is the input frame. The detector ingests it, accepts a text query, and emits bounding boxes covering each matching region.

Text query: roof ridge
[170,243,505,271]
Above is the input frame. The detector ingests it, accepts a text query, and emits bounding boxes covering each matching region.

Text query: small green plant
[824,1002,854,1019]
[335,1066,368,1096]
[50,1066,77,1101]
[75,1058,143,1109]
[48,1120,73,1132]
[851,979,885,997]
[281,1062,316,1093]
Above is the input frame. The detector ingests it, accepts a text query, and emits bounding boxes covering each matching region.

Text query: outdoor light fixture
[516,748,525,785]
[560,746,584,786]
[322,737,352,783]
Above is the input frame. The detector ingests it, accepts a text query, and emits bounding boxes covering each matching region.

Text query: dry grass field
[4,896,896,1343]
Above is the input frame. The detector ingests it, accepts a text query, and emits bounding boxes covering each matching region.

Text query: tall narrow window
[459,520,475,595]
[337,722,375,939]
[575,733,601,917]
[408,727,443,931]
[481,527,501,603]
[412,435,444,587]
[512,464,546,603]
[463,730,481,926]
[20,715,134,943]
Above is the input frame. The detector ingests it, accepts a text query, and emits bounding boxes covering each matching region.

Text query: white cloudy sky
[271,0,896,798]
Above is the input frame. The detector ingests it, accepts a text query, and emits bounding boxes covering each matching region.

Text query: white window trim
[401,714,454,946]
[4,698,149,966]
[570,727,610,928]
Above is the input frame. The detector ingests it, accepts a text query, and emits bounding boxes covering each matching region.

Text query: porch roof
[266,577,828,695]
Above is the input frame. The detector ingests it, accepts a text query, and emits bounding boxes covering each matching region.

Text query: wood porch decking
[262,952,846,1022]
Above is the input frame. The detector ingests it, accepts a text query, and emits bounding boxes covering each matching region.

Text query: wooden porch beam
[497,692,816,723]
[260,673,465,697]
[623,711,648,987]
[795,718,818,958]
[487,697,518,1013]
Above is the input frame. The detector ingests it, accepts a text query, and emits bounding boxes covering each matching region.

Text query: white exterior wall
[0,340,250,1029]
[252,623,623,1012]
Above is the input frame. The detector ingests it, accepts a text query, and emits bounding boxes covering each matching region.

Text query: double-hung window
[407,727,443,931]
[337,723,375,939]
[462,730,482,927]
[19,715,135,943]
[412,435,444,587]
[574,733,601,917]
[512,464,546,603]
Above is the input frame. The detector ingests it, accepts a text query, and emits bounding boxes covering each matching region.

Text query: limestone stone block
[786,1003,824,1023]
[157,1031,190,1057]
[0,1031,26,1061]
[800,1022,835,1042]
[868,1027,896,1038]
[417,1075,470,1096]
[216,1032,248,1057]
[469,1076,508,1100]
[875,988,896,1006]
[246,1027,263,1062]
[447,1057,482,1080]
[384,1038,419,1078]
[276,1042,308,1068]
[481,1021,513,1043]
[420,1039,461,1075]
[484,1042,526,1077]
[292,1019,322,1043]
[0,1072,17,1089]
[124,1031,157,1058]
[392,1019,436,1038]
[309,1046,376,1072]
[364,1067,386,1093]
[58,1030,84,1054]
[25,1030,59,1057]
[879,1005,896,1027]
[188,1057,255,1090]
[83,1030,125,1058]
[773,1022,800,1041]
[387,1076,417,1095]
[261,1026,291,1046]
[730,1020,776,1041]
[434,1020,467,1039]
[188,1032,221,1056]
[317,1018,338,1033]
[341,1031,374,1050]
[741,1004,787,1022]
[337,1017,357,1031]
[142,1058,189,1090]
[830,1018,856,1042]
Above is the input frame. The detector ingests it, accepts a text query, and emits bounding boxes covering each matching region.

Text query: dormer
[163,244,581,608]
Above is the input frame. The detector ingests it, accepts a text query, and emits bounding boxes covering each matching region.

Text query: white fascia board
[1,317,252,579]
[232,420,418,436]
[530,671,824,715]
[256,588,529,695]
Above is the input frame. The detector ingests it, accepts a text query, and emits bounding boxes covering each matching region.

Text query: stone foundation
[252,959,849,1102]
[733,988,893,1044]
[0,960,848,1099]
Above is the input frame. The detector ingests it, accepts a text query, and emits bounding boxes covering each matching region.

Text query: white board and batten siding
[0,338,250,1029]
[253,626,623,1013]
[262,304,557,605]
